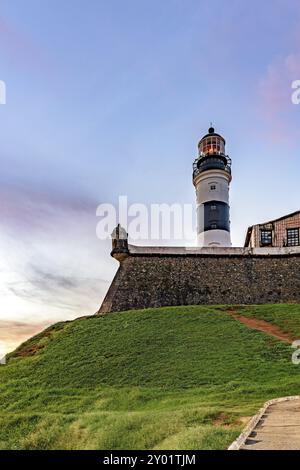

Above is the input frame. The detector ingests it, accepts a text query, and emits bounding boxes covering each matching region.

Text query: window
[287,228,299,246]
[211,205,217,210]
[260,229,272,246]
[211,223,217,229]
[210,185,216,190]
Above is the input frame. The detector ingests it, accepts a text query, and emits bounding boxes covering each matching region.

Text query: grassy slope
[0,305,300,450]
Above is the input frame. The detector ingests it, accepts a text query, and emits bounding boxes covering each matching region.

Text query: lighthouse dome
[198,127,226,156]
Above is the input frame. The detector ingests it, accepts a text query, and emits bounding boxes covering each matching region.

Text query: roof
[199,132,226,144]
[198,126,226,145]
[244,210,300,247]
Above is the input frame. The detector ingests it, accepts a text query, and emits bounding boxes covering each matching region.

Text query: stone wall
[98,247,300,313]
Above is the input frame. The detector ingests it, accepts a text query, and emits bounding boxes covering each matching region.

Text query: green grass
[1,304,300,450]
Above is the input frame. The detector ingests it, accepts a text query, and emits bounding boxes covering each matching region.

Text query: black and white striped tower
[193,126,232,247]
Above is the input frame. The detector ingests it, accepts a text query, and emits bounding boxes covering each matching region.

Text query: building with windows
[244,211,300,248]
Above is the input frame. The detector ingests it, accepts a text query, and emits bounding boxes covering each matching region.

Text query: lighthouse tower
[193,126,232,247]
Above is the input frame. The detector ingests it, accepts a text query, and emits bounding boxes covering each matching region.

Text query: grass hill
[1,304,300,450]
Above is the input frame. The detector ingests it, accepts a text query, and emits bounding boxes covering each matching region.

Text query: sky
[1,0,300,355]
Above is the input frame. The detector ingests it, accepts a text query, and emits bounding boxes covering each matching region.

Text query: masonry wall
[98,253,300,313]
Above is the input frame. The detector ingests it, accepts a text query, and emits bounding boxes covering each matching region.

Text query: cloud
[0,180,116,345]
[4,257,110,312]
[259,53,300,115]
[257,52,300,143]
[0,15,53,72]
[27,264,81,290]
[0,181,98,233]
[0,320,50,355]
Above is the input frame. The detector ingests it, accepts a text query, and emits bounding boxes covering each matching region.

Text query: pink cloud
[259,54,300,115]
[0,15,57,76]
[0,320,50,355]
[257,53,300,143]
[0,182,97,232]
[0,16,38,62]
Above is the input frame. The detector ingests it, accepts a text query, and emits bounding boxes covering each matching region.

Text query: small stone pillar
[111,224,129,261]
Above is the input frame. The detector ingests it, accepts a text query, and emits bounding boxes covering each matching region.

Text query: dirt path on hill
[227,310,295,344]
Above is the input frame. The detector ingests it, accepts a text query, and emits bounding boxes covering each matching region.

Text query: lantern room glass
[199,136,225,156]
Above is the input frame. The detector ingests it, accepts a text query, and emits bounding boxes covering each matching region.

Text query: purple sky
[1,0,300,354]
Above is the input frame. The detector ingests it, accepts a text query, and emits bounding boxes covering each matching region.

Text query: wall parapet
[127,244,300,257]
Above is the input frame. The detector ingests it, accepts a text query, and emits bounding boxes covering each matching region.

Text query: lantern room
[198,126,225,156]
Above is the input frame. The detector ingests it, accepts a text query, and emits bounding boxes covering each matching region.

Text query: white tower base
[197,229,231,247]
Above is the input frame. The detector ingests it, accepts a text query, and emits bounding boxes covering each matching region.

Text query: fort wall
[98,246,300,313]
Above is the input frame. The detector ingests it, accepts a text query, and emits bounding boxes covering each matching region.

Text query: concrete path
[241,399,300,450]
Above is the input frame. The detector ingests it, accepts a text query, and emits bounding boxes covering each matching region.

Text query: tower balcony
[193,153,232,180]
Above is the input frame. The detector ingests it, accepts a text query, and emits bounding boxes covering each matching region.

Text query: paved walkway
[241,399,300,450]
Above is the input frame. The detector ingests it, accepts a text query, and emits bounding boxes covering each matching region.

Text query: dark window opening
[210,185,216,190]
[260,229,272,246]
[287,228,299,246]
